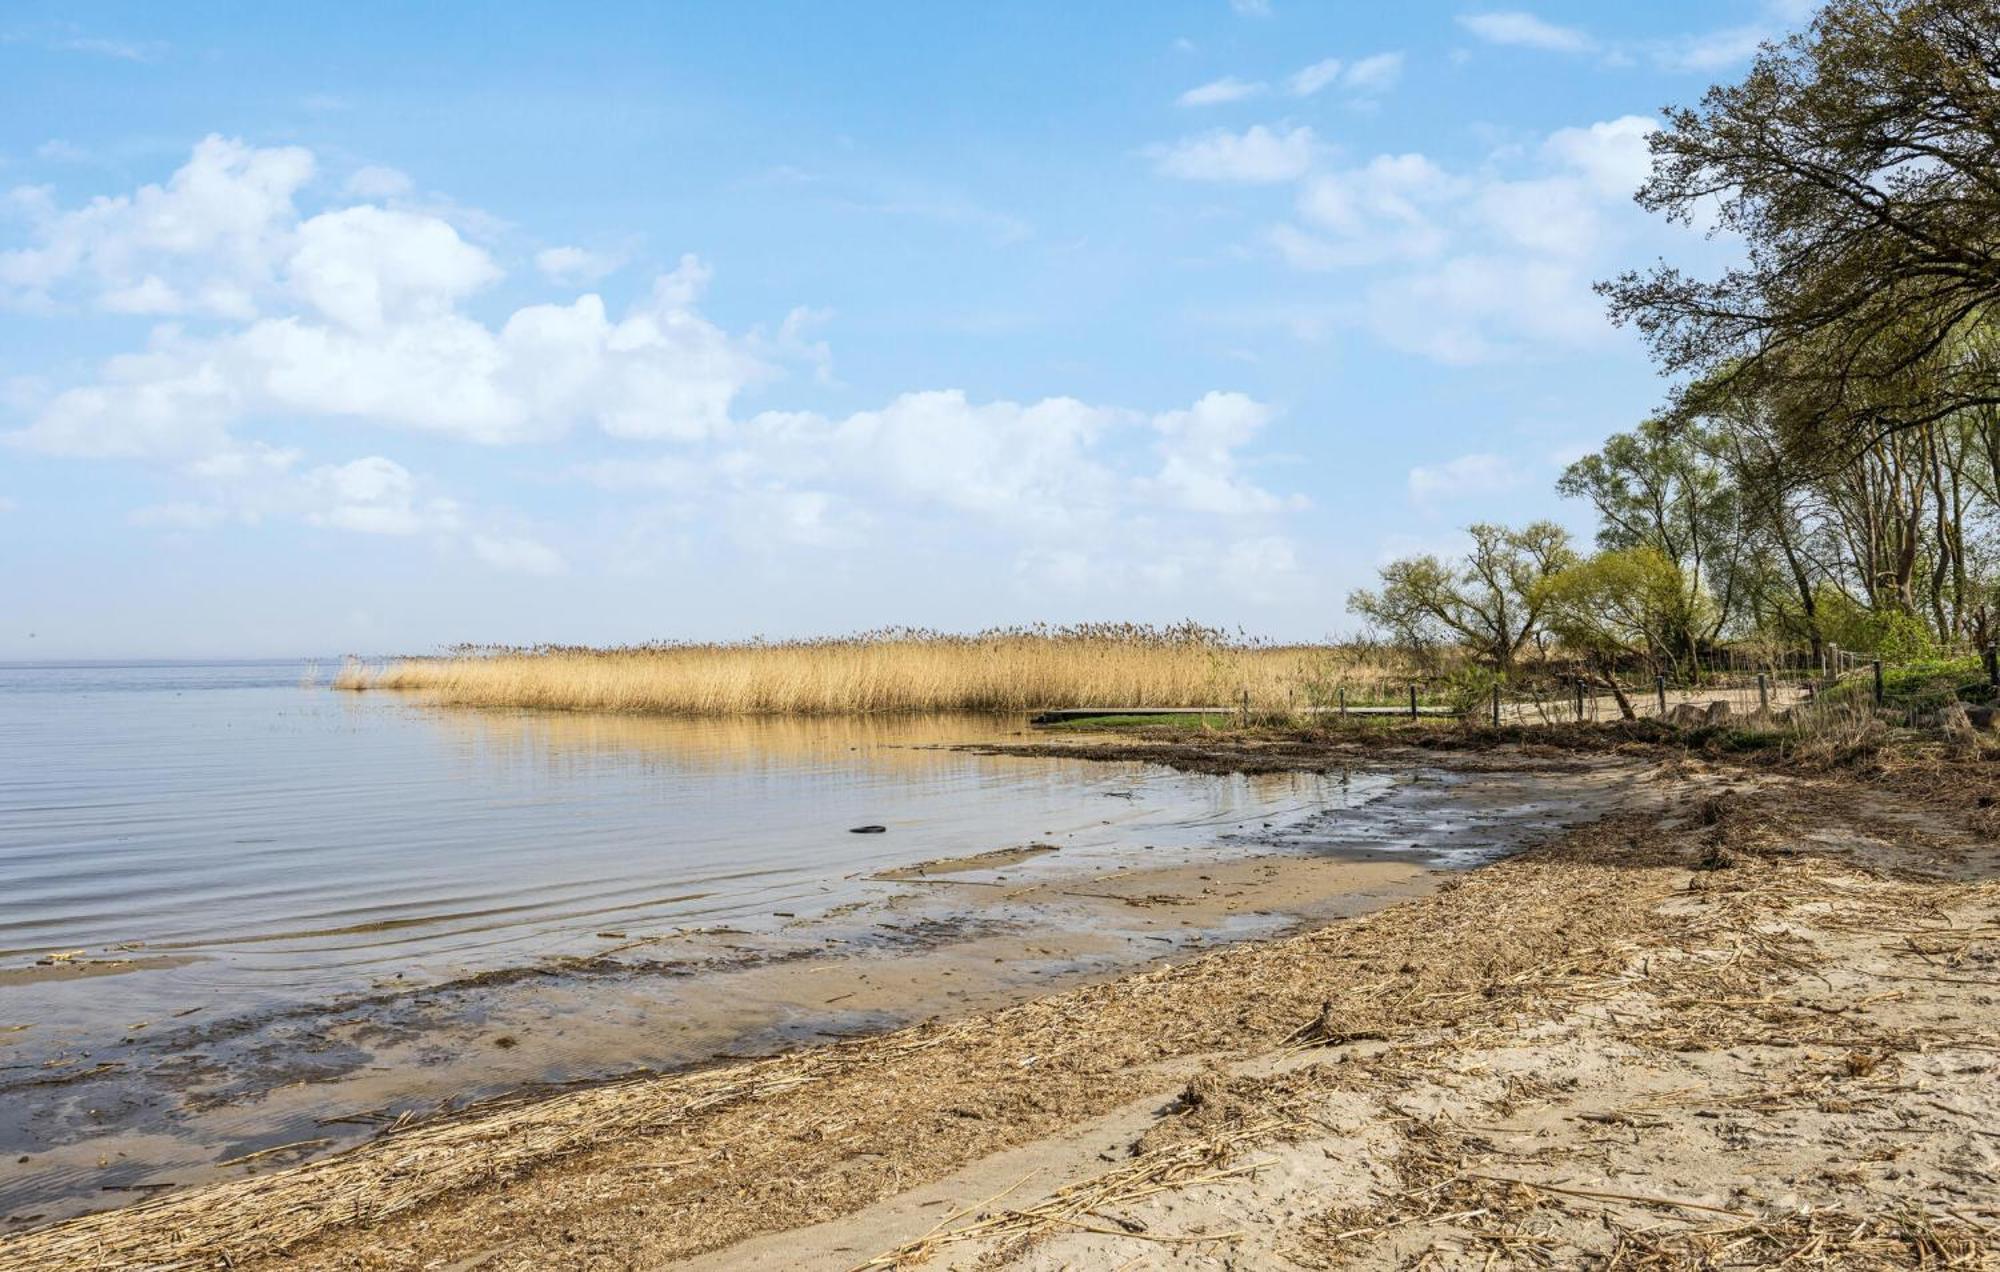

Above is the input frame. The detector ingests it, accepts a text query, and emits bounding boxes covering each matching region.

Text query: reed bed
[333,624,1414,716]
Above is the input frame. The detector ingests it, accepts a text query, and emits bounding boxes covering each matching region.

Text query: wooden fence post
[1872,660,1884,705]
[1655,675,1667,718]
[1573,678,1584,722]
[1985,645,1998,687]
[1338,687,1346,718]
[1407,684,1417,719]
[1491,683,1501,728]
[1756,673,1768,711]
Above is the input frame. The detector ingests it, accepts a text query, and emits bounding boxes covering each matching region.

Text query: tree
[1542,548,1718,716]
[1347,522,1576,671]
[1558,417,1743,661]
[1601,0,2000,454]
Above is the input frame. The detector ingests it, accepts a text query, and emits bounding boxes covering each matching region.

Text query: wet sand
[0,752,1638,1227]
[8,738,1996,1270]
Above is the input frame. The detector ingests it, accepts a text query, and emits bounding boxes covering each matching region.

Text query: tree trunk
[1594,655,1636,720]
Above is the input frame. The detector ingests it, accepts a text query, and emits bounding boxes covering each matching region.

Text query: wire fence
[1307,644,2000,729]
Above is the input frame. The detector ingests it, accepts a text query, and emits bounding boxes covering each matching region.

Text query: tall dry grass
[333,624,1417,716]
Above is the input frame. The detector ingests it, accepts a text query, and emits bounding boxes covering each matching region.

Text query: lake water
[2,661,1634,1223]
[0,660,1375,1044]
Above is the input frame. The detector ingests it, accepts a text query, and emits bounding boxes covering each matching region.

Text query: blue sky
[0,2,1800,657]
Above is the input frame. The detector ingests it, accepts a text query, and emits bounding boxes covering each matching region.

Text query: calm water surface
[0,661,1374,1033]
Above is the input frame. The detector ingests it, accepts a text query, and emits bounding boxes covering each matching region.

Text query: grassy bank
[332,626,1419,715]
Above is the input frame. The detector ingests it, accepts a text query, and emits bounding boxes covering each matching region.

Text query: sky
[0,2,1804,658]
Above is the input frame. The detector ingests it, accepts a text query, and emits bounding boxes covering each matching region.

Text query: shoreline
[1,748,1627,1230]
[5,731,1995,1269]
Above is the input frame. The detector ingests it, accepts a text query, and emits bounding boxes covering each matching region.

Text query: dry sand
[3,736,1997,1270]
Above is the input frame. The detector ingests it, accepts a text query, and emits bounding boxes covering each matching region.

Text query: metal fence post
[1491,683,1501,728]
[1574,678,1585,722]
[1872,659,1884,705]
[1655,674,1667,718]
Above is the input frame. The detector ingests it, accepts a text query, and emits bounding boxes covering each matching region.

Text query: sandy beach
[6,728,1995,1270]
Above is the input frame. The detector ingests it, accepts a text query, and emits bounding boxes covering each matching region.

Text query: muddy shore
[3,728,1996,1269]
[0,745,1628,1230]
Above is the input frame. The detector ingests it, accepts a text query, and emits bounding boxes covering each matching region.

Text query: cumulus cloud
[1,134,313,317]
[4,137,1310,600]
[1150,124,1317,183]
[1259,114,1666,362]
[575,387,1306,591]
[1541,115,1658,199]
[10,191,765,456]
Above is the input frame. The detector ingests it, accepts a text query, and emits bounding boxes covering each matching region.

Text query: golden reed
[332,624,1410,715]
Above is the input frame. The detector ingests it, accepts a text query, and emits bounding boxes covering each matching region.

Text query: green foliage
[1348,522,1577,670]
[1812,588,1941,661]
[1438,664,1502,715]
[1541,547,1715,676]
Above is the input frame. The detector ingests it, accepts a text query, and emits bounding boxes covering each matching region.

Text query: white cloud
[1542,115,1658,199]
[288,205,501,329]
[10,202,765,454]
[0,134,314,316]
[1179,76,1266,107]
[302,456,442,535]
[1408,452,1530,503]
[1370,256,1606,363]
[1277,154,1459,267]
[341,165,412,200]
[1456,12,1595,53]
[4,137,1310,601]
[1145,391,1303,515]
[1287,52,1402,98]
[534,244,624,284]
[1651,24,1770,72]
[1260,114,1674,362]
[1150,124,1317,183]
[1230,0,1272,15]
[1287,58,1344,97]
[49,34,161,62]
[1343,52,1405,94]
[576,386,1304,586]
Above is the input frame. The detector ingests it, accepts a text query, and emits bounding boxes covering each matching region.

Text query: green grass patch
[1823,654,1992,713]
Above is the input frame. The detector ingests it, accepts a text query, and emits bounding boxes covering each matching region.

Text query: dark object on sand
[849,824,887,834]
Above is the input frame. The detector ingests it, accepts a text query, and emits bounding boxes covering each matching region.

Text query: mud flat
[6,736,1994,1270]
